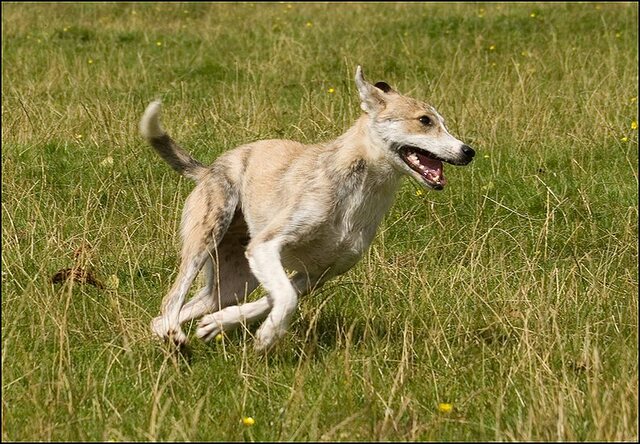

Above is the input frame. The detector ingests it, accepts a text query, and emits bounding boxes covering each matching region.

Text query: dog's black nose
[461,144,475,158]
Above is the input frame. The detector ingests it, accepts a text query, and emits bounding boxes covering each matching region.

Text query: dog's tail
[140,101,206,181]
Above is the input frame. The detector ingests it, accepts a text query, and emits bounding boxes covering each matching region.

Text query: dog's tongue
[416,151,446,185]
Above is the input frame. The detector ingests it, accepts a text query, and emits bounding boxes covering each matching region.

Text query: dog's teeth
[424,171,441,183]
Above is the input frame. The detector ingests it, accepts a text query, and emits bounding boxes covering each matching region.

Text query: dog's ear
[374,81,396,94]
[355,66,388,114]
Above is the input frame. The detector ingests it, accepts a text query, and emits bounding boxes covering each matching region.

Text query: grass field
[1,2,638,441]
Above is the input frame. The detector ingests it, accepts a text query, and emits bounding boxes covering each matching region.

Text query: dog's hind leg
[196,295,270,342]
[175,257,215,325]
[151,245,211,345]
[177,210,259,327]
[196,271,327,345]
[151,178,238,346]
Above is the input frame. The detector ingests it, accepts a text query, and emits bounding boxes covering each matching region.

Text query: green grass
[2,2,638,441]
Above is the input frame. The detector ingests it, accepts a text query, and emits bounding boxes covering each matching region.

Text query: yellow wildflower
[631,120,637,130]
[242,416,255,426]
[328,87,335,94]
[305,21,312,28]
[621,136,629,142]
[156,41,162,47]
[481,181,495,191]
[438,403,453,413]
[415,189,424,197]
[489,45,496,51]
[105,274,120,289]
[100,156,114,167]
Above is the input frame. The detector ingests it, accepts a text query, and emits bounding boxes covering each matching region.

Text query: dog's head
[355,66,475,190]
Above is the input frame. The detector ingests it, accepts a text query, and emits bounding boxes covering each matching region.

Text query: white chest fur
[281,161,401,277]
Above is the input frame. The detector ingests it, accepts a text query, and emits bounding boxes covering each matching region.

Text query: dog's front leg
[245,238,298,352]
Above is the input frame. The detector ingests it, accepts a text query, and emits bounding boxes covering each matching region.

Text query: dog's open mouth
[399,146,447,190]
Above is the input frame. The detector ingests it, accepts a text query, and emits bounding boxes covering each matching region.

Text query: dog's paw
[168,329,188,347]
[254,322,286,353]
[196,314,222,342]
[151,316,167,338]
[151,316,188,346]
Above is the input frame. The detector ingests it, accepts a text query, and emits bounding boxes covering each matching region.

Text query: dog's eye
[419,116,432,126]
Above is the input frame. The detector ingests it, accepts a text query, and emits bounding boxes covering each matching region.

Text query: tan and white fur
[140,66,475,352]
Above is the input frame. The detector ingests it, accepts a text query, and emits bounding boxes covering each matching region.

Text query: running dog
[140,66,475,351]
